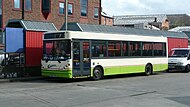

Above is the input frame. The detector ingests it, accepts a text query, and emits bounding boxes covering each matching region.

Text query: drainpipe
[22,0,24,19]
[65,0,68,32]
[99,0,101,25]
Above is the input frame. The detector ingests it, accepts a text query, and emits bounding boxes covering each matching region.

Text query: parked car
[0,53,5,65]
[168,48,190,72]
[0,53,9,66]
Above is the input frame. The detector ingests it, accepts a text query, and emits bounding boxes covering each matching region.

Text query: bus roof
[60,23,188,39]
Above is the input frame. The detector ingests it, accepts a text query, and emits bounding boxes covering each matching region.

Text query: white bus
[41,31,168,80]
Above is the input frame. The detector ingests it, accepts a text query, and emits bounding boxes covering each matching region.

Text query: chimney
[162,19,169,30]
[154,17,157,22]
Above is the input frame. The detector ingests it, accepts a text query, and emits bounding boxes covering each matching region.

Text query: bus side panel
[153,64,168,72]
[105,65,145,75]
[91,58,168,76]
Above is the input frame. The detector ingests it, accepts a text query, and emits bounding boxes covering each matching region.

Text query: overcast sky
[102,0,190,16]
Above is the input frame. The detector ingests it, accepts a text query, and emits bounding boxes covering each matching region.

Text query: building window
[104,18,106,25]
[68,3,73,15]
[42,0,50,13]
[25,0,32,11]
[14,0,21,9]
[81,0,87,16]
[94,7,98,18]
[0,0,2,14]
[59,2,64,14]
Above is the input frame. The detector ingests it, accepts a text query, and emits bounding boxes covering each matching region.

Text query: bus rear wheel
[145,64,153,76]
[93,67,103,80]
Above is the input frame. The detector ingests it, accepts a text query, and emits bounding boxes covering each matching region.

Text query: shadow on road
[20,72,168,84]
[165,70,189,73]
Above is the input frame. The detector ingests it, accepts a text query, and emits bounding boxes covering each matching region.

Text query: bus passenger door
[73,41,91,77]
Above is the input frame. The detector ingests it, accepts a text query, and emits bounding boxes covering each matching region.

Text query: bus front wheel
[145,64,153,76]
[93,67,103,80]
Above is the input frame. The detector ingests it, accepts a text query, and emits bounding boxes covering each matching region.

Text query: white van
[168,48,190,72]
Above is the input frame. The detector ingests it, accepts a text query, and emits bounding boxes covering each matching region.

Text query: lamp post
[65,0,68,32]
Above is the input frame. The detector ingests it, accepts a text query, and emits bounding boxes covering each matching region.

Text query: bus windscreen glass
[43,40,71,61]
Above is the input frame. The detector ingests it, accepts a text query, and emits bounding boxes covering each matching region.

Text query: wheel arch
[145,63,153,75]
[145,63,153,70]
[93,65,104,76]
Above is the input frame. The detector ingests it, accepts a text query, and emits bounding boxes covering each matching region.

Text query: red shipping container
[25,31,43,67]
[168,38,188,54]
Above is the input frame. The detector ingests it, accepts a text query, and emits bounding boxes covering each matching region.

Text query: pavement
[0,76,44,83]
[1,72,190,107]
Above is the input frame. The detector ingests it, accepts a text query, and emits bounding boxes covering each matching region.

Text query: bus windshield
[43,40,71,61]
[169,50,189,57]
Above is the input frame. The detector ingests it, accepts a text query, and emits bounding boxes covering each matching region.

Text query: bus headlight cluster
[63,63,70,70]
[66,63,70,67]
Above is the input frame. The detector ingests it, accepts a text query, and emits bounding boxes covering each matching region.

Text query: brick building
[0,0,101,51]
[0,0,101,30]
[101,12,113,26]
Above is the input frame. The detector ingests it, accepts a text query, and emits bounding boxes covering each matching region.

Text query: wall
[101,15,113,26]
[25,31,43,67]
[2,0,100,30]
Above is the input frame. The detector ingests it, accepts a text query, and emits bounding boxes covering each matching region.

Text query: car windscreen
[169,50,189,57]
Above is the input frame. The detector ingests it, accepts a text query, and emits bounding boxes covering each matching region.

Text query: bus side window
[92,46,98,57]
[92,41,107,58]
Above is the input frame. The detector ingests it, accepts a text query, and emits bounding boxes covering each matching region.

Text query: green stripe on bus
[93,64,168,76]
[42,70,72,78]
[153,64,168,71]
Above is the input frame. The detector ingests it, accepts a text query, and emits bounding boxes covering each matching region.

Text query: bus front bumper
[42,69,72,78]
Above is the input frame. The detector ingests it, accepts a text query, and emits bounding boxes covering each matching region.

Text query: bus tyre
[93,67,103,80]
[145,64,153,76]
[185,64,190,73]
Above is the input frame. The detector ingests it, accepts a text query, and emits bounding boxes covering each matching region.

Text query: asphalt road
[0,72,190,107]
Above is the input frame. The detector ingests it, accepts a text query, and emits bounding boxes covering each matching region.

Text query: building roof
[114,14,190,29]
[114,14,167,25]
[6,19,57,31]
[61,23,188,39]
[182,31,190,39]
[167,14,190,28]
[169,26,190,32]
[101,12,114,19]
